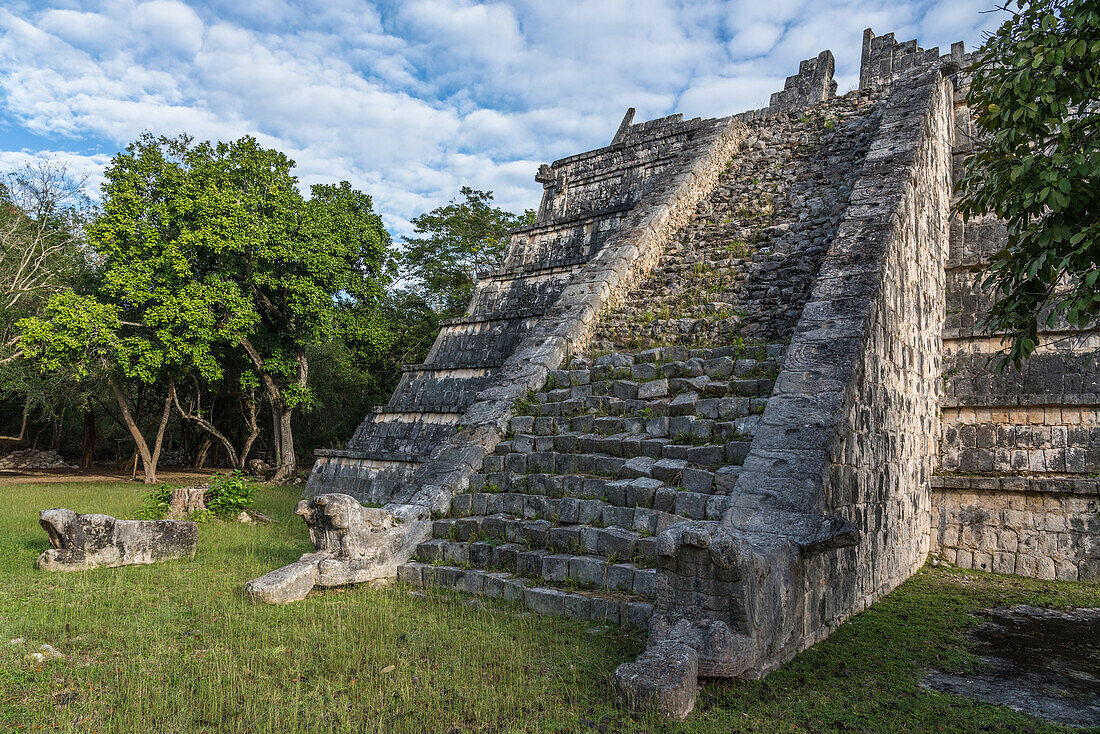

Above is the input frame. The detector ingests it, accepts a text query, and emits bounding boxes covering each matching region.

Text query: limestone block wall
[308,110,723,502]
[928,60,1100,582]
[750,63,954,667]
[931,476,1099,580]
[310,51,842,504]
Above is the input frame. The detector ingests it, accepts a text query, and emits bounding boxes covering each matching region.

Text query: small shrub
[136,486,172,520]
[188,508,216,524]
[205,471,257,520]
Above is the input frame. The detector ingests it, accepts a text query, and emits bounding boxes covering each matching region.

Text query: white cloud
[0,148,113,195]
[0,0,1006,236]
[132,0,205,56]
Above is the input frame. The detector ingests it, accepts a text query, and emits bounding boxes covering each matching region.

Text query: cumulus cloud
[0,0,1008,235]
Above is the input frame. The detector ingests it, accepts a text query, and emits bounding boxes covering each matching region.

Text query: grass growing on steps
[0,481,1095,733]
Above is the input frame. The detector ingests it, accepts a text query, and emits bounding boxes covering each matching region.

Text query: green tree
[956,0,1100,367]
[19,134,394,482]
[402,187,534,316]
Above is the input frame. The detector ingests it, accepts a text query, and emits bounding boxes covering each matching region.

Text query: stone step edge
[466,476,734,514]
[478,453,733,492]
[414,540,657,596]
[397,562,653,629]
[428,517,661,564]
[932,474,1100,495]
[314,448,429,463]
[403,361,505,372]
[439,307,547,327]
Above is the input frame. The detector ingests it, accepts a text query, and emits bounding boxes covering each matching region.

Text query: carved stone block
[37,509,197,572]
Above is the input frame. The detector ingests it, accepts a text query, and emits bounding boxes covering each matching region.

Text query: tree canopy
[956,0,1100,367]
[19,134,394,482]
[402,186,534,316]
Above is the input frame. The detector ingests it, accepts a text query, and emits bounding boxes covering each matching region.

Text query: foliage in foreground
[1,481,1096,733]
[956,0,1100,367]
[138,471,257,522]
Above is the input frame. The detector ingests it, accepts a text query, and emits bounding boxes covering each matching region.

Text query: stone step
[508,406,765,437]
[516,389,771,419]
[580,343,783,367]
[431,514,660,560]
[508,414,759,443]
[584,356,780,381]
[451,484,732,524]
[477,460,738,497]
[397,562,653,629]
[413,540,658,597]
[539,375,776,400]
[509,399,767,436]
[479,446,736,488]
[487,433,752,471]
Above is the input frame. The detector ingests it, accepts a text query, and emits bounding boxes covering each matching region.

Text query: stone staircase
[397,342,780,626]
[395,88,883,626]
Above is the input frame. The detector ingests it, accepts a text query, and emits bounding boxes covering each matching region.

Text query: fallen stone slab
[37,509,197,572]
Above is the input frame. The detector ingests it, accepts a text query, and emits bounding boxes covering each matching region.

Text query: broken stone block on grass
[612,639,699,720]
[36,509,197,572]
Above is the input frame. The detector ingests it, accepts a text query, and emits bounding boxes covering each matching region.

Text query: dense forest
[0,134,532,482]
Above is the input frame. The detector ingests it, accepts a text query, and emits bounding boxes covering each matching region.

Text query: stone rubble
[0,449,73,471]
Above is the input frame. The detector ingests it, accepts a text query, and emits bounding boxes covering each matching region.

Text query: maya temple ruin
[246,29,1100,719]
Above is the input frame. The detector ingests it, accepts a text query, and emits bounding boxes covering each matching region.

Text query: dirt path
[0,468,223,486]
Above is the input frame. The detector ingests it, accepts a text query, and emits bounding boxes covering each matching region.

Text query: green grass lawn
[1,481,1097,733]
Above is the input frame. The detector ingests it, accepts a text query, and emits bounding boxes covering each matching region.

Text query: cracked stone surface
[612,639,699,720]
[245,493,430,604]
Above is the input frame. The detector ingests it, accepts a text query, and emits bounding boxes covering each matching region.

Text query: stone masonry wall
[308,110,723,502]
[590,91,883,353]
[760,62,954,662]
[310,51,841,506]
[930,58,1100,582]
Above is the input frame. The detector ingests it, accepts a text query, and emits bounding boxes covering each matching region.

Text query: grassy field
[0,481,1096,734]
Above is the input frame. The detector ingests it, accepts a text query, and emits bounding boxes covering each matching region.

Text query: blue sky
[0,0,1005,238]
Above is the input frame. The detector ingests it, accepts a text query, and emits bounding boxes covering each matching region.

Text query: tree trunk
[268,399,282,468]
[146,380,174,483]
[170,383,240,467]
[51,407,65,451]
[273,407,296,482]
[193,436,212,469]
[238,389,261,470]
[0,398,30,443]
[80,400,95,470]
[166,486,207,519]
[108,377,173,483]
[240,336,303,483]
